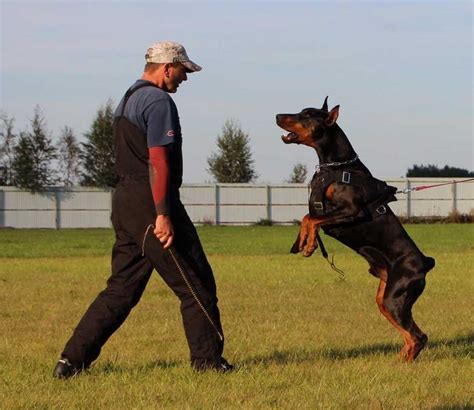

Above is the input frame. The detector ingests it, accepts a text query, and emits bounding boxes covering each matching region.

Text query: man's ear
[325,105,339,126]
[164,63,172,76]
[321,96,328,112]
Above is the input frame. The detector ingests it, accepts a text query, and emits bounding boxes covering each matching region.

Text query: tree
[0,112,16,186]
[207,119,257,183]
[12,106,57,191]
[81,100,117,187]
[286,162,308,183]
[57,126,81,186]
[407,164,474,178]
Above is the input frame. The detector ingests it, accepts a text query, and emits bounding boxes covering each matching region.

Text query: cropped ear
[321,96,328,112]
[325,105,339,126]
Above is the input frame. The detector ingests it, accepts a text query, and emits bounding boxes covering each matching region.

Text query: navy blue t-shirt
[114,80,181,147]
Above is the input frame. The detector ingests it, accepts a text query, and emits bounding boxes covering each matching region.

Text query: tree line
[0,102,116,191]
[0,103,307,191]
[1,103,471,192]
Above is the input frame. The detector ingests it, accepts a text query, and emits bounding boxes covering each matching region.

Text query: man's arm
[148,145,174,249]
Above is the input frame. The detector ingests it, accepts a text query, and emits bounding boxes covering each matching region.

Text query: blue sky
[1,0,472,182]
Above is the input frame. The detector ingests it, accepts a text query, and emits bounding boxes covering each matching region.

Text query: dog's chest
[309,170,332,217]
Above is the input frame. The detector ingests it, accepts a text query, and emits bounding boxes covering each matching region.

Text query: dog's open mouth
[281,132,299,144]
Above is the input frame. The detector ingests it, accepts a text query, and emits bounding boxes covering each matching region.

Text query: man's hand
[154,215,174,249]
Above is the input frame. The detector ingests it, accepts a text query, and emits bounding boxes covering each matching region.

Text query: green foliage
[407,164,474,177]
[254,218,274,226]
[286,162,308,183]
[0,112,16,186]
[57,126,81,186]
[81,100,117,187]
[207,119,257,183]
[11,106,57,191]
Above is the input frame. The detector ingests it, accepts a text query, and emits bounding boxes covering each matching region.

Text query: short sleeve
[144,98,179,148]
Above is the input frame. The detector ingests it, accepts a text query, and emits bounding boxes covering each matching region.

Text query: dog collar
[315,155,359,173]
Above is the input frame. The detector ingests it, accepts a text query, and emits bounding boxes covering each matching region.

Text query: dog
[276,97,435,362]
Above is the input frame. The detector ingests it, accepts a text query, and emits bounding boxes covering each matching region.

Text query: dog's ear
[322,96,328,112]
[325,105,339,127]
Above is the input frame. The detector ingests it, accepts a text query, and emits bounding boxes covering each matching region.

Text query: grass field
[0,225,473,409]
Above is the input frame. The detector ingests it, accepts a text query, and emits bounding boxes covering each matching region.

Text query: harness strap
[316,233,328,258]
[310,168,397,218]
[120,81,159,117]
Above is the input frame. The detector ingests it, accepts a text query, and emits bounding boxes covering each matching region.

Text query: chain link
[315,155,359,173]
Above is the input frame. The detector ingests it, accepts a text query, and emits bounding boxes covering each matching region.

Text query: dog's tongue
[281,133,299,144]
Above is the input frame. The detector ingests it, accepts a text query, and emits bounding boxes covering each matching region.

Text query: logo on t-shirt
[167,130,175,137]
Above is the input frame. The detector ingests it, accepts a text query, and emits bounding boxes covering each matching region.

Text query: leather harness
[309,167,398,221]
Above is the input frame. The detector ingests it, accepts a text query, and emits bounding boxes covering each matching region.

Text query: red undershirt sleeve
[148,145,171,216]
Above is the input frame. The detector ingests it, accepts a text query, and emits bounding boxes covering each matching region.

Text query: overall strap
[120,82,158,116]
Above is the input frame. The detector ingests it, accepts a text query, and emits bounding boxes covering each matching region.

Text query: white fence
[0,178,472,228]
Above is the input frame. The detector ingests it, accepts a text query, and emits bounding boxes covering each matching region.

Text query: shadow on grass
[242,332,473,366]
[320,333,472,360]
[89,333,472,374]
[96,359,180,375]
[241,349,317,366]
[424,332,473,359]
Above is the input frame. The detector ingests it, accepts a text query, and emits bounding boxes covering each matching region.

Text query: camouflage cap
[145,41,202,73]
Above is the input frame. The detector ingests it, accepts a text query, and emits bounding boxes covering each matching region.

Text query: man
[53,42,233,378]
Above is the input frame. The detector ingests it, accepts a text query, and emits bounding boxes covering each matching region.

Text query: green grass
[0,225,473,409]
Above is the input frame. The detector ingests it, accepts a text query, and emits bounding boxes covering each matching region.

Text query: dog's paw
[290,233,304,254]
[302,245,317,257]
[290,242,300,254]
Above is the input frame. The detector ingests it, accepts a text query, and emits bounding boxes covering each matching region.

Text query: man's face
[165,63,188,93]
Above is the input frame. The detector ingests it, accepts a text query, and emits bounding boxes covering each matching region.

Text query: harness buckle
[342,171,351,184]
[313,201,324,210]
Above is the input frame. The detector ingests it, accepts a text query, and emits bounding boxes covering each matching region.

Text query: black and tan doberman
[276,98,435,362]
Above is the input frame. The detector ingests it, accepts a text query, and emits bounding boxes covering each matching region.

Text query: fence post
[214,184,220,225]
[406,179,412,218]
[266,185,272,221]
[452,180,457,214]
[54,189,61,230]
[0,189,4,228]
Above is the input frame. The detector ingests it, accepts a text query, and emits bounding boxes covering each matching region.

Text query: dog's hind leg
[374,269,416,359]
[377,254,433,362]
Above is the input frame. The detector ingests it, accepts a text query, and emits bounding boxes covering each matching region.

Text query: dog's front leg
[290,214,320,257]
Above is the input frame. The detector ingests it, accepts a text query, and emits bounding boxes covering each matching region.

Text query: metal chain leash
[141,225,224,341]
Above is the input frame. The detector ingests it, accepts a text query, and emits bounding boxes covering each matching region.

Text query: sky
[1,0,472,183]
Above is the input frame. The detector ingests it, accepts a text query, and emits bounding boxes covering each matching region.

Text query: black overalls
[61,83,225,369]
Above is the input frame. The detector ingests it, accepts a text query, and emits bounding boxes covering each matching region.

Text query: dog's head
[276,97,339,148]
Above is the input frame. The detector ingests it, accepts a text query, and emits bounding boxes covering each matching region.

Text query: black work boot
[218,357,234,372]
[52,358,83,379]
[193,357,234,373]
